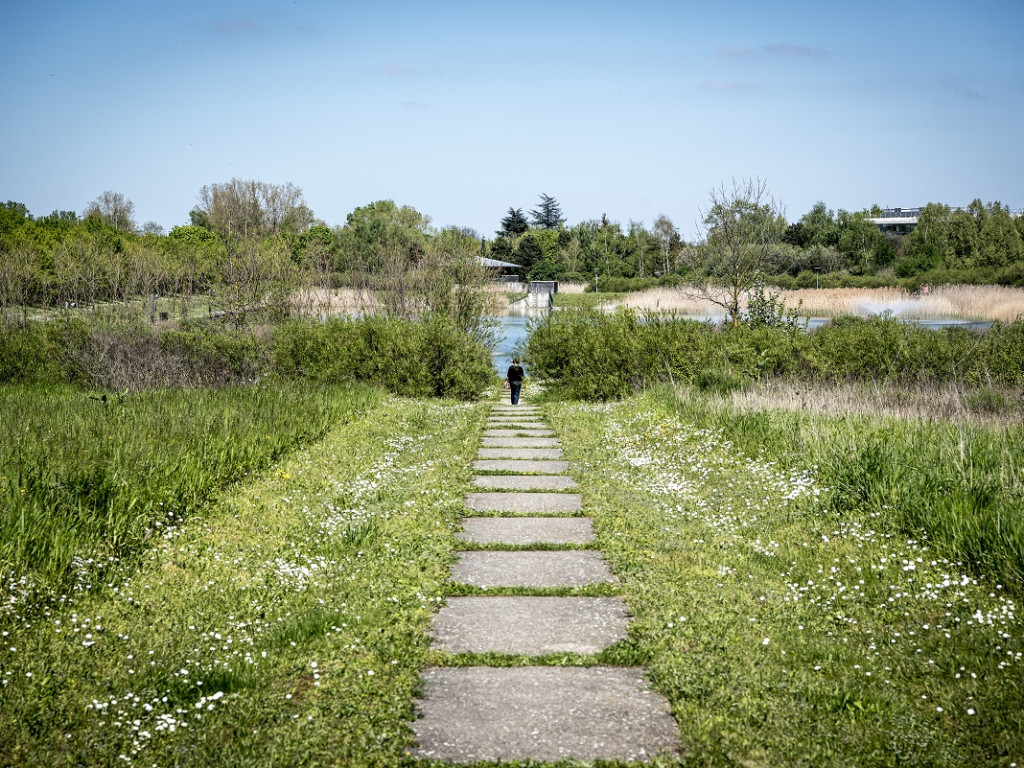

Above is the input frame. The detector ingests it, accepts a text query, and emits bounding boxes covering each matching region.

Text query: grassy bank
[0,394,484,767]
[547,389,1022,766]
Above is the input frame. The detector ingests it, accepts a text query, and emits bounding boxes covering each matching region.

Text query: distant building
[865,207,920,234]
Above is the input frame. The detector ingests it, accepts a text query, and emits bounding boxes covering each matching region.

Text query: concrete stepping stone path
[451,551,617,588]
[482,428,555,437]
[414,398,678,763]
[481,436,562,448]
[413,667,678,763]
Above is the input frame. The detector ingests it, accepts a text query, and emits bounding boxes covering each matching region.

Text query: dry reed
[723,380,1024,426]
[612,285,1024,322]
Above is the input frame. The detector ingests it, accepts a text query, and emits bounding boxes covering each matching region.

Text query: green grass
[0,382,381,606]
[546,389,1023,767]
[3,384,1022,766]
[0,394,486,767]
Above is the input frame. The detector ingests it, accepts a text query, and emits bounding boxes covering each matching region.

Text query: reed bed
[611,284,1024,322]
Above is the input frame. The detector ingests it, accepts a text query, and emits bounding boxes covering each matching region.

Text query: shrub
[271,315,492,399]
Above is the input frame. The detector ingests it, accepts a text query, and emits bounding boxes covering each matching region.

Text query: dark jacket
[506,364,524,383]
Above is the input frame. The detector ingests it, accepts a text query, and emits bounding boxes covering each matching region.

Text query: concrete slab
[450,551,616,587]
[486,420,548,430]
[492,405,539,412]
[431,596,629,654]
[457,516,594,545]
[482,428,555,437]
[477,448,563,460]
[412,666,678,763]
[471,475,576,490]
[472,459,569,473]
[465,492,582,514]
[481,437,561,448]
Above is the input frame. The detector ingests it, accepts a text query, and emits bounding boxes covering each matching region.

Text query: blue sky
[3,0,1022,238]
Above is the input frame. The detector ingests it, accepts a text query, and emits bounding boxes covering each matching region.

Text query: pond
[491,308,546,374]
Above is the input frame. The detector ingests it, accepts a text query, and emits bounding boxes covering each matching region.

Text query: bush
[272,315,492,399]
[526,309,1024,399]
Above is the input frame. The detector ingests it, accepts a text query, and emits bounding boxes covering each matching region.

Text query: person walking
[505,358,525,405]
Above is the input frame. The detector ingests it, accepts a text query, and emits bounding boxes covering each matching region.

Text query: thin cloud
[717,46,753,58]
[763,43,826,58]
[953,85,984,101]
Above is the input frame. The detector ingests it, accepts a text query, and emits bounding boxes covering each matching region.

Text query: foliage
[547,392,1023,765]
[190,179,314,239]
[497,207,529,237]
[683,178,787,326]
[272,316,493,399]
[529,193,565,229]
[525,308,1024,399]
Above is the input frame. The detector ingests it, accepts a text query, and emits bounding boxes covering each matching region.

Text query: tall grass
[653,385,1024,592]
[0,383,380,600]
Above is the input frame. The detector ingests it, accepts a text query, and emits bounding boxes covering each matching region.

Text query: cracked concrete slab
[457,516,594,545]
[412,666,678,763]
[450,551,616,587]
[431,596,629,654]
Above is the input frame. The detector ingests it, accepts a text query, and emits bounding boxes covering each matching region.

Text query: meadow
[546,388,1022,765]
[2,301,1023,766]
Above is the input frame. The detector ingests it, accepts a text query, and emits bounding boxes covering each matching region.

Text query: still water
[492,309,545,374]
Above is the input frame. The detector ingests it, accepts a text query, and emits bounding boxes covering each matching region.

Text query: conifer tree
[530,194,565,229]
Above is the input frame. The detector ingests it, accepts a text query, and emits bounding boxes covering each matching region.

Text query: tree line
[2,180,1023,329]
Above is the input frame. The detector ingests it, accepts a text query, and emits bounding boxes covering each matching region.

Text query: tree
[682,178,786,327]
[979,208,1024,267]
[530,193,564,229]
[497,207,529,238]
[190,179,313,239]
[83,190,136,232]
[652,215,680,275]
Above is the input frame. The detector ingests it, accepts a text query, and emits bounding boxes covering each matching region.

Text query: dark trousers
[509,381,522,405]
